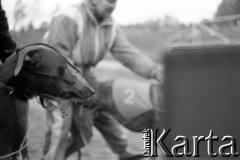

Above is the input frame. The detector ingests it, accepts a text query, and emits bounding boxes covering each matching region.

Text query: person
[42,0,163,160]
[0,0,17,63]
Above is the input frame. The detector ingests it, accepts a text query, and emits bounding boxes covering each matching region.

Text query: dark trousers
[94,110,128,154]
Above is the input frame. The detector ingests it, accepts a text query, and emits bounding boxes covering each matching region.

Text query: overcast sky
[3,0,222,30]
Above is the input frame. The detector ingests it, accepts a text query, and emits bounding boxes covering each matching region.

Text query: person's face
[92,0,117,21]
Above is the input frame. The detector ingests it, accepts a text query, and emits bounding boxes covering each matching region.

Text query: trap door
[165,44,240,159]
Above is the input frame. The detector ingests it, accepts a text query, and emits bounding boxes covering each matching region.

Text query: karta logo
[142,129,239,157]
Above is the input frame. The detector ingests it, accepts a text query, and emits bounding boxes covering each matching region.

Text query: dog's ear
[14,48,41,76]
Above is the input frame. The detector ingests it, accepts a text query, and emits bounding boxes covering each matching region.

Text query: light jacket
[43,1,159,79]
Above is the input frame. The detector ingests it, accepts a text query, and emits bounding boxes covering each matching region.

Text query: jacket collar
[83,1,113,26]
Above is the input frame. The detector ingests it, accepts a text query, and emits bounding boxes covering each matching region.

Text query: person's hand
[153,64,165,84]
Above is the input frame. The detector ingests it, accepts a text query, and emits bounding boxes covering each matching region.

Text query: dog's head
[0,43,94,101]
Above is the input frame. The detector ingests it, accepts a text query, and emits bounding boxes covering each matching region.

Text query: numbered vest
[112,79,154,120]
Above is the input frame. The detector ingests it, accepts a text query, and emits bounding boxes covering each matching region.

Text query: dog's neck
[0,66,15,85]
[0,74,34,101]
[0,60,36,100]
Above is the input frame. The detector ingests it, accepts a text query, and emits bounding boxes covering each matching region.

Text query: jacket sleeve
[43,15,78,60]
[111,26,160,79]
[0,2,17,62]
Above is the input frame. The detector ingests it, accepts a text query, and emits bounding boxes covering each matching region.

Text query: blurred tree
[13,0,26,31]
[215,0,240,17]
[13,0,40,32]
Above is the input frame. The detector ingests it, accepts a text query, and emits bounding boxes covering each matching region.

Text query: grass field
[27,99,164,160]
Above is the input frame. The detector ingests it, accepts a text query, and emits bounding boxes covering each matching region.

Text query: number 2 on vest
[124,89,135,105]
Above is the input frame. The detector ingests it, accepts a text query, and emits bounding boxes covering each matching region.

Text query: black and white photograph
[1,0,240,160]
